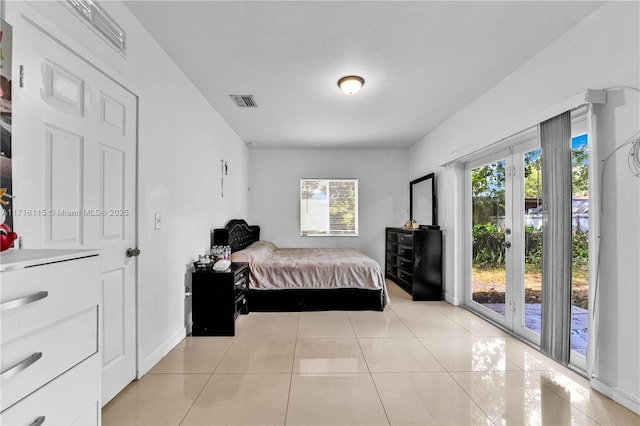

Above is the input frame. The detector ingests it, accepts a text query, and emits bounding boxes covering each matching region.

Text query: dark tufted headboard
[212,219,261,253]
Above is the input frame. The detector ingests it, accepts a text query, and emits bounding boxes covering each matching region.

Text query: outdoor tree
[329,181,355,232]
[471,161,505,225]
[572,144,589,196]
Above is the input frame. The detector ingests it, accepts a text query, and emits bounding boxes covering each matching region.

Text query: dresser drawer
[1,307,98,411]
[0,355,99,425]
[398,269,413,285]
[397,246,412,259]
[1,256,99,344]
[397,258,412,272]
[397,233,413,245]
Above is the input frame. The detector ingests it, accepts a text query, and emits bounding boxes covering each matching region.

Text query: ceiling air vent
[230,95,258,108]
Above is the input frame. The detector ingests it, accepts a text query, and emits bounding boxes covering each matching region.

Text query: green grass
[472,263,588,309]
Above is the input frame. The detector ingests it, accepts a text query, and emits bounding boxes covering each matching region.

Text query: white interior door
[13,20,138,404]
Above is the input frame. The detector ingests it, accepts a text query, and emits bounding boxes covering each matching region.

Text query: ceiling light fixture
[338,75,365,95]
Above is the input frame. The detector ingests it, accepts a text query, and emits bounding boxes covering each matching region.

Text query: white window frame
[300,178,359,237]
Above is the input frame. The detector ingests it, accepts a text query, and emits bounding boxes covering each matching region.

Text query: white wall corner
[591,378,640,416]
[139,327,186,377]
[444,292,460,306]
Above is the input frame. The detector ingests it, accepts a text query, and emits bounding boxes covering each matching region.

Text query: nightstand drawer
[1,256,99,344]
[0,355,99,426]
[235,266,248,282]
[234,270,248,292]
[1,306,98,411]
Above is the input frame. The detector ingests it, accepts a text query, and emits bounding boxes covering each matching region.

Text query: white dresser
[0,249,101,426]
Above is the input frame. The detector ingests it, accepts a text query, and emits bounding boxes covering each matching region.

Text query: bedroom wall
[408,1,639,413]
[248,148,409,269]
[6,1,249,374]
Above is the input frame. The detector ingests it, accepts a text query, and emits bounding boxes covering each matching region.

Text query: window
[300,179,358,236]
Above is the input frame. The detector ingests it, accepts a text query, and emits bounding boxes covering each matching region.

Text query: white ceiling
[124,1,603,149]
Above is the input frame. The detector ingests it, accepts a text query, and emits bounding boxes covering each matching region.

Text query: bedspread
[231,241,387,300]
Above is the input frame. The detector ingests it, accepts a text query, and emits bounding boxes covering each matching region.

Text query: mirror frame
[410,173,437,227]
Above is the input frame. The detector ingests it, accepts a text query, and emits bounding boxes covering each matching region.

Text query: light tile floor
[103,281,640,425]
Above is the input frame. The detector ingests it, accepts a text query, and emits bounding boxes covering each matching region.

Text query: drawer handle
[0,352,43,380]
[29,416,46,426]
[1,291,49,311]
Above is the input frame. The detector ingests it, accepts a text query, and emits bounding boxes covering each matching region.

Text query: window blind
[540,111,573,364]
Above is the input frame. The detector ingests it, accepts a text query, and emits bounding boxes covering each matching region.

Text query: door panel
[99,146,126,240]
[102,268,126,368]
[470,157,509,320]
[14,21,137,405]
[42,60,85,116]
[466,139,541,346]
[513,143,542,345]
[44,125,84,245]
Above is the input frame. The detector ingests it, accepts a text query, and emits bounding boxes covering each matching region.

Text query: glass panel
[471,160,506,316]
[571,134,589,356]
[523,148,543,335]
[300,179,358,236]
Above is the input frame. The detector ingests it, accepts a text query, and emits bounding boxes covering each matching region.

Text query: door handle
[126,248,141,257]
[502,241,512,248]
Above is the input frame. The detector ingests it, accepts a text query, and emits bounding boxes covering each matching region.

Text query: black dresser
[385,227,443,301]
[191,262,249,336]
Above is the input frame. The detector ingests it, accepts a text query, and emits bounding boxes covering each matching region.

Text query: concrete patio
[483,303,588,355]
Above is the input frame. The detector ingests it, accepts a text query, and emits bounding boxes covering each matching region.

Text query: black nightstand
[191,262,249,336]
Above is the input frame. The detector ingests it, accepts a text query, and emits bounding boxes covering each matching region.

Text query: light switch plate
[154,212,162,229]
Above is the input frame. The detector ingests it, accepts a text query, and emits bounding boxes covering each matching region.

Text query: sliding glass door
[464,110,591,372]
[465,136,542,346]
[468,151,510,325]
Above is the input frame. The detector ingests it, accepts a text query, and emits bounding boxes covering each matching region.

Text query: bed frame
[212,219,385,312]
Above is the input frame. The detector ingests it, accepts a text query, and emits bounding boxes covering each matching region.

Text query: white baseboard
[444,292,460,306]
[591,377,640,415]
[139,327,187,377]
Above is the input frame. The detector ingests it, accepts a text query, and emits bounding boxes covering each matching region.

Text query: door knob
[126,248,141,257]
[502,241,512,249]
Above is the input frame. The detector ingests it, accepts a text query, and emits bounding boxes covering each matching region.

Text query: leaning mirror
[410,173,437,227]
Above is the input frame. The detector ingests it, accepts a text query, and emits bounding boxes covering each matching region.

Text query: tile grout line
[349,311,392,426]
[177,372,215,426]
[410,311,497,425]
[446,370,497,425]
[178,337,238,425]
[283,312,302,426]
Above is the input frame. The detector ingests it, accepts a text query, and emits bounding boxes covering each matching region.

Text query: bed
[212,219,388,311]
